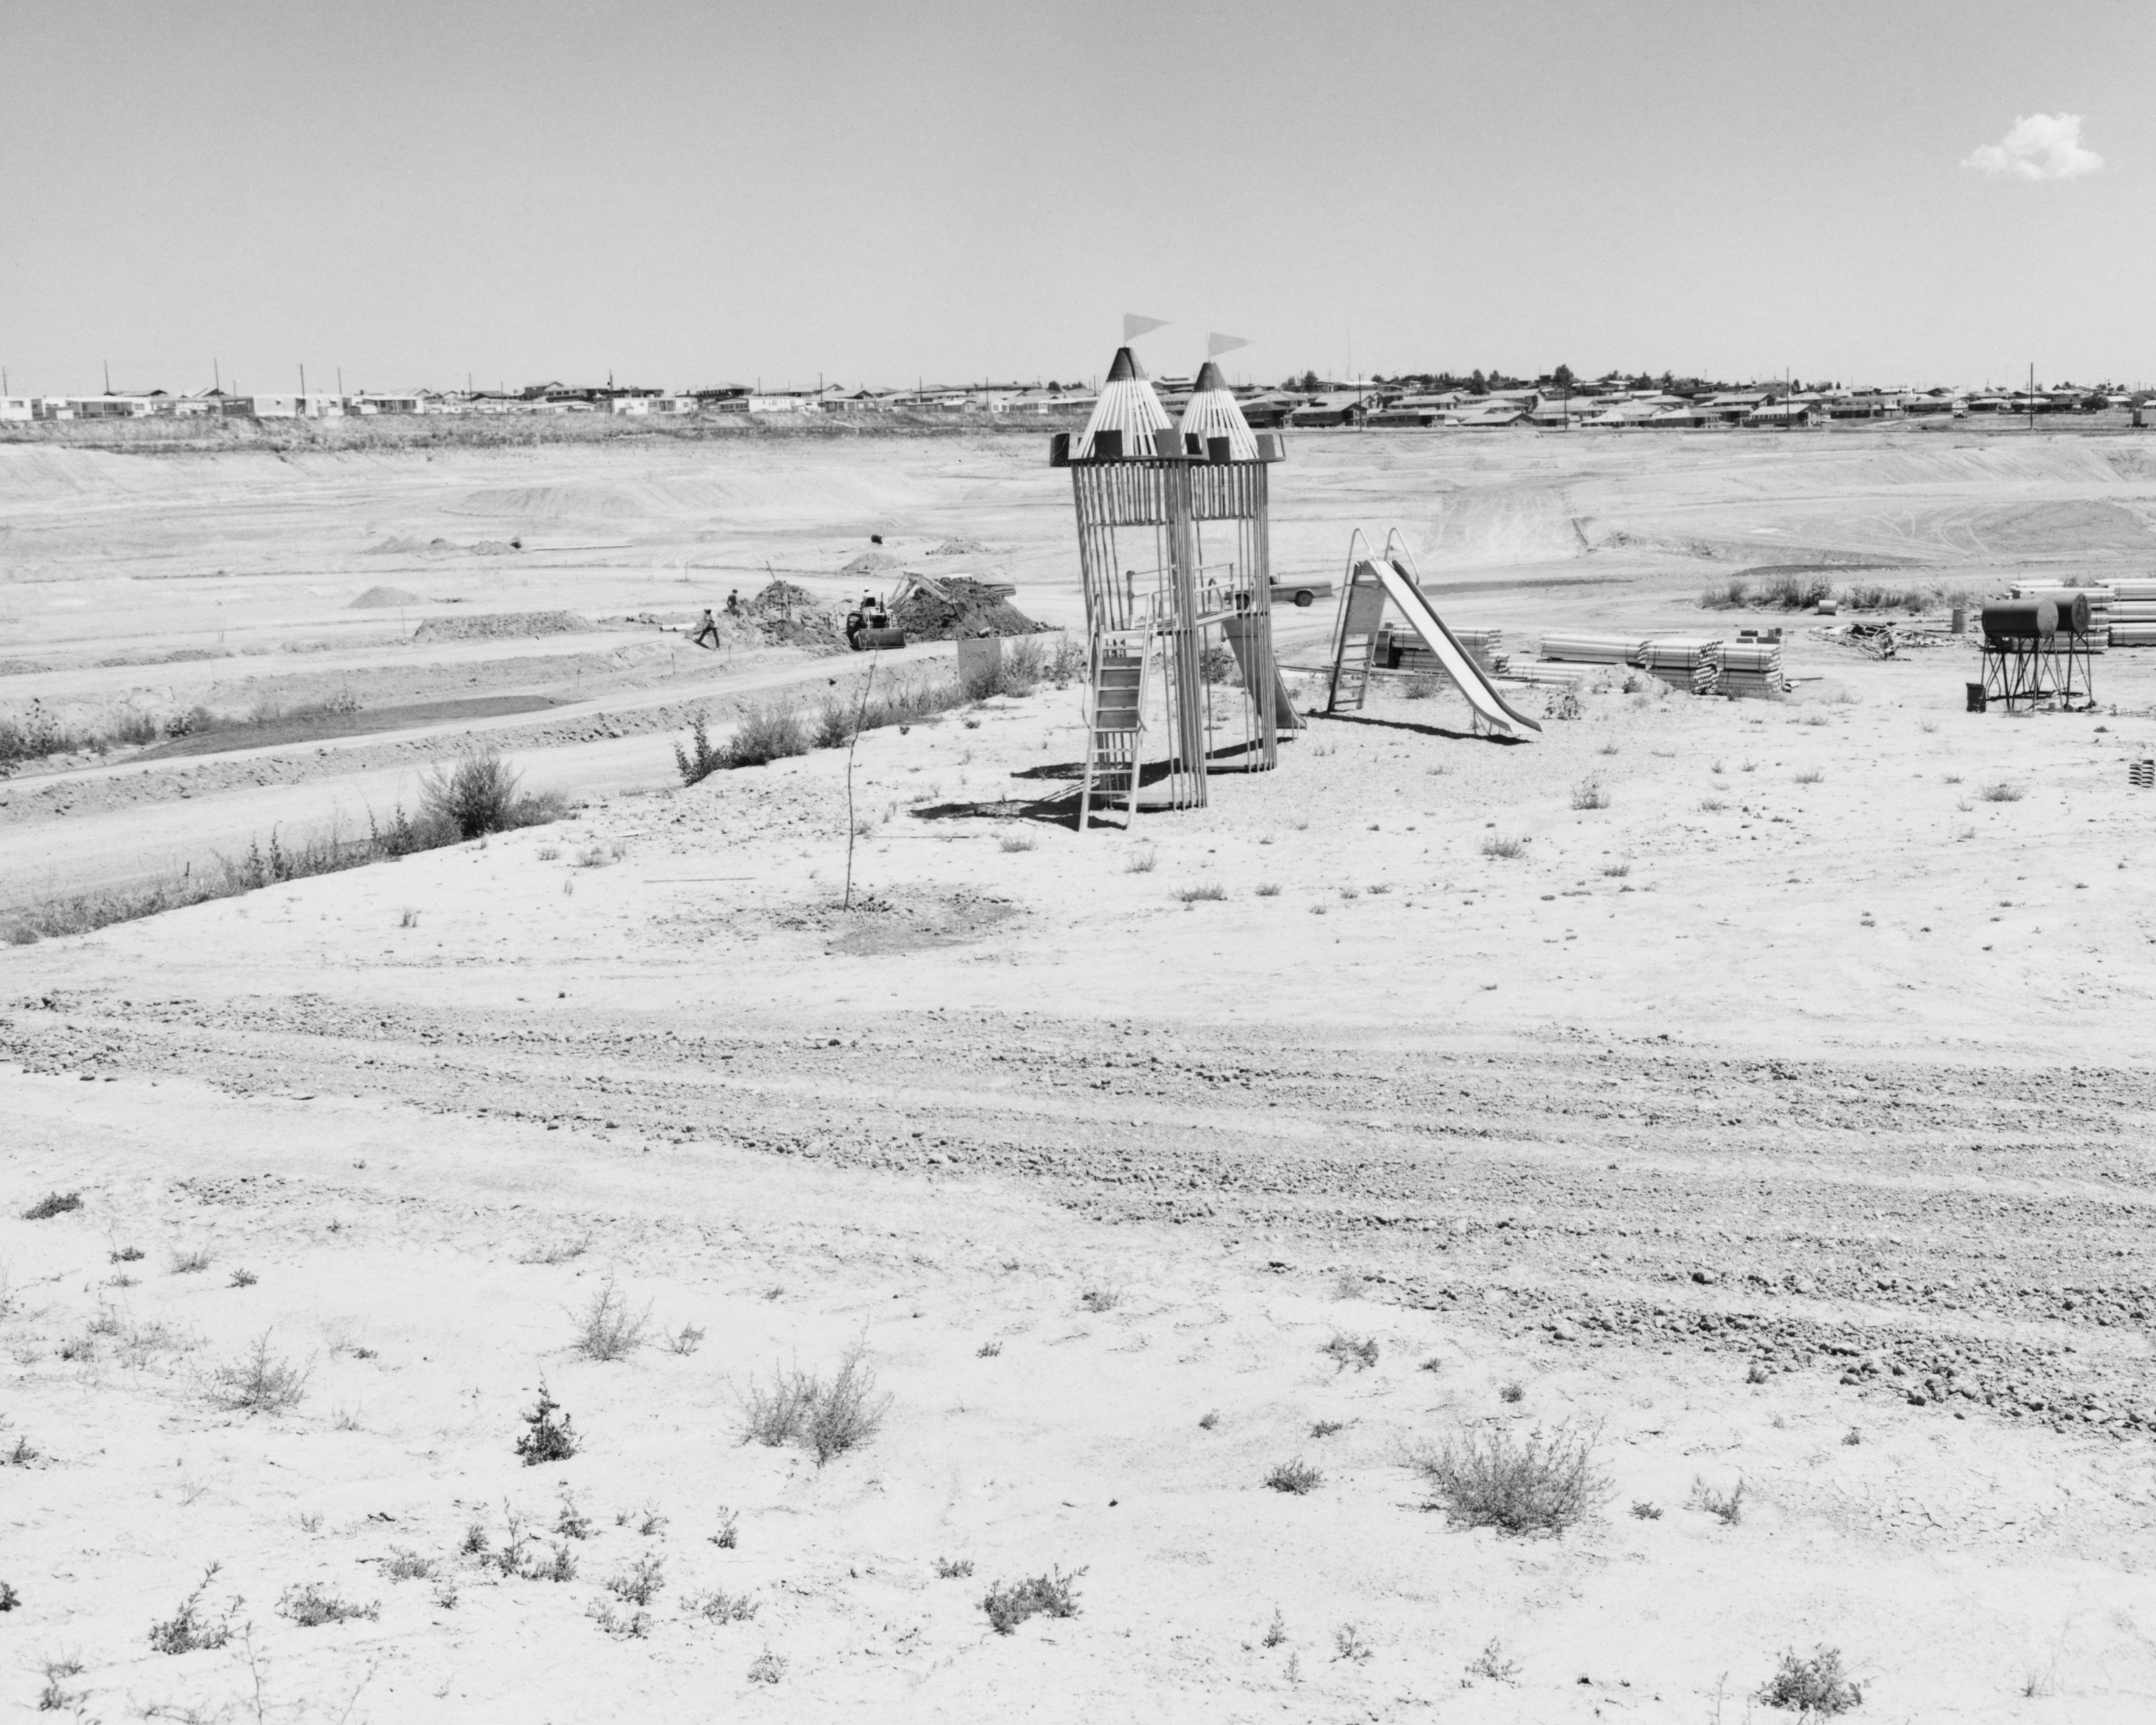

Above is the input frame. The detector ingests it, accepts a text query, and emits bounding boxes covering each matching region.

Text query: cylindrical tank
[1982,599,2058,641]
[2053,591,2091,635]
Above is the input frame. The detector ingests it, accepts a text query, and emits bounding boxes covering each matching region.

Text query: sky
[1,0,2151,395]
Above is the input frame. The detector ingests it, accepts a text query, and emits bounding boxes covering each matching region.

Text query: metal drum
[2053,591,2091,636]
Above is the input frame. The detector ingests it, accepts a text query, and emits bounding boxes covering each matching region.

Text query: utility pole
[300,362,307,398]
[2028,361,2035,433]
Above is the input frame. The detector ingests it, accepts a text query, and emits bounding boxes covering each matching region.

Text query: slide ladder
[1078,640,1150,830]
[1323,530,1542,738]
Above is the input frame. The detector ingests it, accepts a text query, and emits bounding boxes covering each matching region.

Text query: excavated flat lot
[7,424,2156,1721]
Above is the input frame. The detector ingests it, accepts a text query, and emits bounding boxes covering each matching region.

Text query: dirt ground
[6,426,2156,1721]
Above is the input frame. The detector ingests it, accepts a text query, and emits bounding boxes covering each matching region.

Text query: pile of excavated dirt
[838,549,903,579]
[926,536,989,557]
[365,535,458,555]
[747,579,844,649]
[410,610,588,641]
[348,585,422,609]
[888,574,1044,640]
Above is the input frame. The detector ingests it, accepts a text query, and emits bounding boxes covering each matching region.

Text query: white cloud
[1963,113,2103,182]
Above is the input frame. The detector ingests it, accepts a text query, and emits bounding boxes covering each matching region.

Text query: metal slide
[1369,532,1542,737]
[1220,615,1304,730]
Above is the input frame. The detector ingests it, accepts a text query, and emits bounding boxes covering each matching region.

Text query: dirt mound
[747,581,844,649]
[838,550,903,579]
[926,537,988,557]
[888,576,1044,641]
[366,536,457,556]
[348,585,422,609]
[410,610,588,642]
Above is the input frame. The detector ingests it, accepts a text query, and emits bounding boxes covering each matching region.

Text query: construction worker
[691,607,720,649]
[724,588,741,616]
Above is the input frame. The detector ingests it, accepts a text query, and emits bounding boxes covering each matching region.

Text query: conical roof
[1072,345,1172,459]
[1177,360,1258,459]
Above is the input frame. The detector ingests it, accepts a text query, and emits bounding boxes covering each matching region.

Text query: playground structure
[1320,531,1543,739]
[1052,349,1301,830]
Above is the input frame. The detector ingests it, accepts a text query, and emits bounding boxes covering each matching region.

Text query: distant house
[1744,402,1819,427]
[348,395,424,416]
[746,391,824,413]
[0,396,32,421]
[1288,390,1379,428]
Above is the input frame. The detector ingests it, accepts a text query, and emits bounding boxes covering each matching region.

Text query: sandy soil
[7,426,2156,1721]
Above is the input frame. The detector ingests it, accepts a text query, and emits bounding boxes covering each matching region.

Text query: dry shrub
[21,1191,80,1221]
[981,1566,1085,1635]
[207,1333,310,1415]
[277,1583,378,1627]
[1481,834,1525,859]
[568,1279,650,1361]
[737,1345,889,1466]
[1689,1475,1746,1525]
[1413,1421,1608,1535]
[1757,1645,1862,1715]
[419,750,547,840]
[1265,1458,1323,1495]
[1322,1332,1379,1371]
[1979,781,2025,802]
[516,1381,578,1464]
[1570,779,1611,810]
[148,1565,235,1654]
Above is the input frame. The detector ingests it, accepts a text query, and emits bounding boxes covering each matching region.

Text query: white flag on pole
[1122,313,1170,342]
[1207,332,1251,357]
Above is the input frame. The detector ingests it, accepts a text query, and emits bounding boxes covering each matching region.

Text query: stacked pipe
[2132,759,2155,789]
[2105,579,2156,644]
[1635,636,1724,695]
[1501,662,1593,689]
[1539,633,1647,665]
[1720,636,1789,698]
[1382,624,1506,678]
[2011,580,2116,647]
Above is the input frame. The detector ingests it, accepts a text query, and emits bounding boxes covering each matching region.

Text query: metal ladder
[1078,637,1151,830]
[1323,531,1391,713]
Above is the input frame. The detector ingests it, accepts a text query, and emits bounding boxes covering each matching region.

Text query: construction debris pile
[886,574,1044,641]
[411,610,586,642]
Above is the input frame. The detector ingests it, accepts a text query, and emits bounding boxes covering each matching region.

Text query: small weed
[1698,796,1727,812]
[399,908,421,928]
[1746,1360,1771,1384]
[518,1233,590,1266]
[148,1566,235,1654]
[1255,881,1281,896]
[1466,1637,1519,1684]
[1309,1419,1346,1438]
[668,1323,706,1357]
[1481,834,1526,859]
[516,1380,579,1464]
[1174,881,1227,903]
[574,846,610,869]
[1757,1645,1861,1715]
[109,1244,145,1263]
[1415,1420,1608,1536]
[1123,844,1158,874]
[1321,1333,1378,1372]
[277,1583,379,1627]
[0,1582,16,1612]
[1265,1458,1323,1495]
[1630,1499,1662,1520]
[1498,1380,1524,1404]
[1079,1286,1121,1313]
[998,832,1037,853]
[7,1436,38,1467]
[618,1503,668,1537]
[567,1278,650,1361]
[736,1344,889,1465]
[1710,759,1726,774]
[1794,768,1824,785]
[207,1332,311,1414]
[21,1192,81,1222]
[382,1547,435,1581]
[1842,1427,1863,1447]
[461,1521,489,1556]
[1600,859,1631,877]
[748,1649,787,1684]
[977,1339,1002,1357]
[1264,1608,1288,1647]
[1334,1621,1374,1662]
[689,1587,760,1622]
[535,846,561,861]
[1689,1475,1746,1526]
[170,1248,213,1275]
[981,1566,1086,1635]
[520,1541,578,1584]
[36,1652,84,1712]
[1338,885,1361,901]
[554,1488,594,1540]
[934,1557,974,1580]
[605,1552,665,1608]
[1980,782,2025,802]
[228,1268,258,1288]
[1199,1409,1219,1429]
[1570,779,1611,810]
[587,1600,650,1639]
